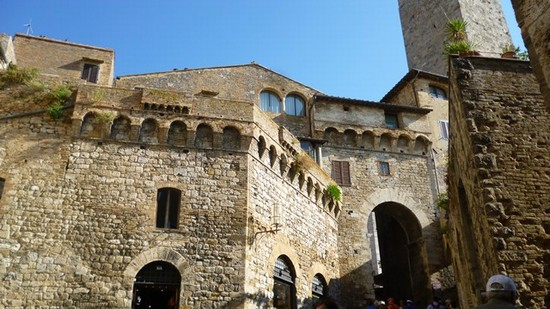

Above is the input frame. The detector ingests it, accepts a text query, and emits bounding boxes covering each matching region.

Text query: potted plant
[443,18,479,57]
[501,43,519,59]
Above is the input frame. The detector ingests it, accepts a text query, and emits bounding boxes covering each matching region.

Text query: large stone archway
[370,202,431,305]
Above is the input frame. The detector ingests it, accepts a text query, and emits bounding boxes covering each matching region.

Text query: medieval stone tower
[398,0,513,75]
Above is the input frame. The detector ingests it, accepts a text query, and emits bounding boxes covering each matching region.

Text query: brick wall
[448,56,550,308]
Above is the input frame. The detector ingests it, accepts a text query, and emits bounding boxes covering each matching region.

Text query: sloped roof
[117,62,324,94]
[381,69,448,103]
[314,94,432,114]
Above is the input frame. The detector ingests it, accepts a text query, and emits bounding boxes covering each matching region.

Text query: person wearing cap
[474,274,518,308]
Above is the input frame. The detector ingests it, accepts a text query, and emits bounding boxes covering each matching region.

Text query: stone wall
[13,34,114,86]
[448,56,550,308]
[511,0,550,114]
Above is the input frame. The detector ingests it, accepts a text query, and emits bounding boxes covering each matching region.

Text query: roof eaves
[314,94,432,114]
[380,69,448,102]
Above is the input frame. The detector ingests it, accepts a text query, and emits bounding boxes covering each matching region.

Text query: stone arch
[279,154,288,176]
[379,133,393,151]
[258,136,267,159]
[343,129,358,147]
[298,172,306,190]
[362,131,375,149]
[194,123,214,148]
[268,242,301,280]
[414,135,430,155]
[269,145,278,167]
[167,120,187,146]
[323,127,340,145]
[368,201,430,304]
[123,247,190,283]
[222,126,241,150]
[110,115,132,141]
[139,118,159,143]
[80,112,101,138]
[396,134,411,153]
[306,177,314,197]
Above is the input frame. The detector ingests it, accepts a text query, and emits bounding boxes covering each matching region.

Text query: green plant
[436,192,449,210]
[446,19,468,41]
[518,50,529,61]
[0,64,38,86]
[327,183,342,202]
[96,111,116,123]
[46,102,64,120]
[501,43,519,53]
[50,85,72,102]
[444,40,474,55]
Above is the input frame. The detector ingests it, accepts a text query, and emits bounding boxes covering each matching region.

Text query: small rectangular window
[385,113,399,129]
[379,162,390,176]
[300,140,321,164]
[156,188,181,229]
[81,63,99,83]
[332,160,351,186]
[439,120,449,140]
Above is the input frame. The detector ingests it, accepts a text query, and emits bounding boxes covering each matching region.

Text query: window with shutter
[331,161,351,186]
[82,63,99,83]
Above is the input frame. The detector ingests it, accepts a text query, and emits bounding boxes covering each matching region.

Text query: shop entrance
[132,261,181,309]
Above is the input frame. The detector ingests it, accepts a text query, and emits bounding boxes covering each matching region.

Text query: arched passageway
[368,202,430,305]
[132,261,181,309]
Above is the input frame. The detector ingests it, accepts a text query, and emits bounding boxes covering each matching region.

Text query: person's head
[485,274,518,303]
[314,297,339,309]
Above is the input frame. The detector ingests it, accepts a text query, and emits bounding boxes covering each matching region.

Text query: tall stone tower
[398,0,513,75]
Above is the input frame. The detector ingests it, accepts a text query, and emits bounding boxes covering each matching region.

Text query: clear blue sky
[2,1,524,101]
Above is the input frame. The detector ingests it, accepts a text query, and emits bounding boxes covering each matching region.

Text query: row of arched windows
[323,127,430,155]
[131,257,328,308]
[257,135,341,217]
[79,112,242,150]
[260,91,305,116]
[274,255,328,308]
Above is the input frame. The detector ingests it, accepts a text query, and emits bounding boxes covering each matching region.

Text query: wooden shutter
[332,161,351,186]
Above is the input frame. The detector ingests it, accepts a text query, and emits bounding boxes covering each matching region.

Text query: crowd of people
[313,274,518,309]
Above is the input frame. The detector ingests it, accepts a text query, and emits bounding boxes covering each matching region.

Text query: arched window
[429,85,447,99]
[194,124,214,148]
[260,91,281,113]
[80,112,98,137]
[132,261,181,308]
[139,118,158,143]
[222,126,240,150]
[167,121,187,146]
[156,188,181,229]
[110,116,131,141]
[312,274,328,300]
[285,94,305,116]
[273,256,296,309]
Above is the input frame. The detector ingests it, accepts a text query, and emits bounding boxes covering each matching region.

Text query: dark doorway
[370,202,430,305]
[132,261,181,309]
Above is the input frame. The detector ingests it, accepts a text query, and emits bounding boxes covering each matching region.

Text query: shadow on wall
[338,219,454,309]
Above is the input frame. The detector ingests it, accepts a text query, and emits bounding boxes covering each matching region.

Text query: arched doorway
[132,261,181,309]
[368,202,430,304]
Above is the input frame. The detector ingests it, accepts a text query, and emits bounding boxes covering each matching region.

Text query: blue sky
[2,1,524,101]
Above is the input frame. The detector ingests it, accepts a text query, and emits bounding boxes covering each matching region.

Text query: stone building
[0,34,446,308]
